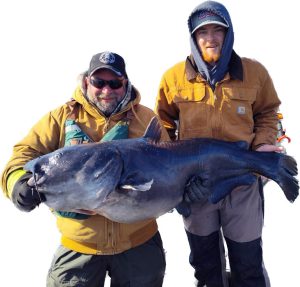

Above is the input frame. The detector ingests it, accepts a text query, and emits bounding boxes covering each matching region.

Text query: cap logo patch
[99,52,115,64]
[198,11,217,20]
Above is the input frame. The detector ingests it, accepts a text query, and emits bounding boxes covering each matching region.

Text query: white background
[0,0,299,286]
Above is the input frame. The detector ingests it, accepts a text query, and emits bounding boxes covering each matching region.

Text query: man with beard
[1,51,168,287]
[155,1,281,286]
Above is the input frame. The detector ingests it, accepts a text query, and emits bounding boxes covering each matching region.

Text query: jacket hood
[188,1,234,88]
[188,1,233,34]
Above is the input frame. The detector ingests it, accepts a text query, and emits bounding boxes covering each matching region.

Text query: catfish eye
[54,152,63,158]
[49,152,63,165]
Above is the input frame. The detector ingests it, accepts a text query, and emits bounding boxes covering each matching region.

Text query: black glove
[175,176,210,218]
[11,172,45,212]
[184,175,210,203]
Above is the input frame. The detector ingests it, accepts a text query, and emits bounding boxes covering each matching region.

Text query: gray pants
[184,178,270,287]
[47,232,166,287]
[184,179,264,242]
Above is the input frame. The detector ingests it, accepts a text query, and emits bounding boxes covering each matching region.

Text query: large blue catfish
[25,117,298,223]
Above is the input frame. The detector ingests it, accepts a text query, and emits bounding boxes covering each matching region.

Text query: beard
[94,98,119,116]
[201,51,221,65]
[86,89,123,117]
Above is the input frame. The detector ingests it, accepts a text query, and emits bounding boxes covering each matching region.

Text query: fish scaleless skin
[25,118,299,223]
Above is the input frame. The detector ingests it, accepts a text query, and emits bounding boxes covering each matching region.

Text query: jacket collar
[186,50,243,82]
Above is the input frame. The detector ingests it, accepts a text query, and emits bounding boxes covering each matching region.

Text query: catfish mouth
[27,171,44,189]
[71,209,97,215]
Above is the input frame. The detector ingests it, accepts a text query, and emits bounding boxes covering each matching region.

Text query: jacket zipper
[208,84,219,137]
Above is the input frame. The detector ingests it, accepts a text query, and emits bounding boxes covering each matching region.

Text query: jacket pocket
[173,87,211,139]
[173,86,206,102]
[223,87,256,102]
[221,87,257,140]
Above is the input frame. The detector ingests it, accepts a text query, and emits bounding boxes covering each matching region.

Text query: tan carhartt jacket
[155,55,281,149]
[1,85,169,255]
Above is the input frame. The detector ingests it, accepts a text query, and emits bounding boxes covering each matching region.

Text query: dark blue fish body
[25,118,298,223]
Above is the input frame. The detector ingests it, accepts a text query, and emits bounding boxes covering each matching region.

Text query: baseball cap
[88,51,127,78]
[190,10,228,34]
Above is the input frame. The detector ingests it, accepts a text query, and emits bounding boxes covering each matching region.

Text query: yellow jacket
[1,86,169,255]
[155,55,281,150]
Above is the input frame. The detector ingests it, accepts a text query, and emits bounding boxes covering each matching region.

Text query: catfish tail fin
[277,155,299,202]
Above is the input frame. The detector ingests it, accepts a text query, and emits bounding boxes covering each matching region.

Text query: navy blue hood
[188,1,234,89]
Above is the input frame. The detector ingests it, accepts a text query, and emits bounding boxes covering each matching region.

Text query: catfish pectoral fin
[209,173,257,204]
[120,179,154,192]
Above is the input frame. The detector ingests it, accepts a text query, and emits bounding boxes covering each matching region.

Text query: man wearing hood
[155,1,281,286]
[1,51,168,286]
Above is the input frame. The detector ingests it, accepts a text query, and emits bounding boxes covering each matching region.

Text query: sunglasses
[90,78,123,90]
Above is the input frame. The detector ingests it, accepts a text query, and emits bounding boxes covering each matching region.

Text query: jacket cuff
[6,169,26,199]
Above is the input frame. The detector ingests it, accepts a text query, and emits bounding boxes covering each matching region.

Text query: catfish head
[25,142,124,210]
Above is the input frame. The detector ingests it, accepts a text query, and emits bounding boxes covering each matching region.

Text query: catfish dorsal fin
[143,117,161,143]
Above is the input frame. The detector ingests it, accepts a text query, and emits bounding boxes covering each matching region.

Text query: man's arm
[251,65,281,150]
[1,111,62,197]
[155,75,179,141]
